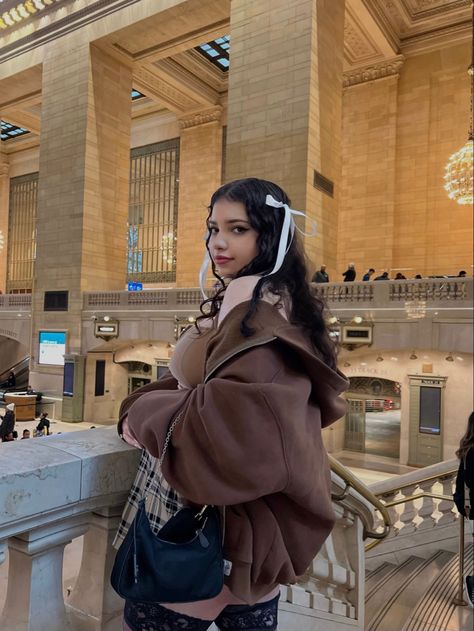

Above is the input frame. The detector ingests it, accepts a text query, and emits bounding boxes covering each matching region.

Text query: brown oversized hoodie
[122,300,348,603]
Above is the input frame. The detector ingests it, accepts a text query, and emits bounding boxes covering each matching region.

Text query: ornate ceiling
[0,0,472,148]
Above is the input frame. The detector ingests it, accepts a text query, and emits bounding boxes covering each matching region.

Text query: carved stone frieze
[133,66,198,113]
[343,55,405,88]
[178,106,222,129]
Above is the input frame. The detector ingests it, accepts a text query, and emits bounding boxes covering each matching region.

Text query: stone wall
[338,41,473,280]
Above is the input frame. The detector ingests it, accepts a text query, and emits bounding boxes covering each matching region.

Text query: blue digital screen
[38,331,67,366]
[128,282,143,291]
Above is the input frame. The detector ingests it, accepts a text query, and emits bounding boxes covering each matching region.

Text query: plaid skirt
[113,448,183,550]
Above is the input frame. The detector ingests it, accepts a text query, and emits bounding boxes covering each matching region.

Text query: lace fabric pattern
[123,594,280,631]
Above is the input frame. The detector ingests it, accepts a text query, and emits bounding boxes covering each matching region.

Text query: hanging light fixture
[443,3,474,205]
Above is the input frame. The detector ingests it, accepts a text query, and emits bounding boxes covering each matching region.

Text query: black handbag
[111,410,225,603]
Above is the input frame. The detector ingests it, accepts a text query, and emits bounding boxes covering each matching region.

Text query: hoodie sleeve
[126,345,293,505]
[117,370,178,437]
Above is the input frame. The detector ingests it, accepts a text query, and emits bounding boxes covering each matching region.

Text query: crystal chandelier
[443,6,474,205]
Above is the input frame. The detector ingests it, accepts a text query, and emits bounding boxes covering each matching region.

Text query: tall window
[7,173,38,293]
[128,139,180,283]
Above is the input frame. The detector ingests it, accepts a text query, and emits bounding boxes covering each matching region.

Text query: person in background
[3,432,15,442]
[453,411,474,608]
[312,265,329,283]
[35,412,50,436]
[374,271,389,281]
[342,263,356,282]
[0,403,15,442]
[21,429,31,440]
[414,274,423,279]
[458,270,467,277]
[6,371,16,388]
[362,268,375,281]
[394,272,406,280]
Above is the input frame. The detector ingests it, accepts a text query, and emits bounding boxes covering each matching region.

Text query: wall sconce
[352,316,363,324]
[328,316,338,325]
[376,355,384,362]
[445,353,454,362]
[409,351,418,360]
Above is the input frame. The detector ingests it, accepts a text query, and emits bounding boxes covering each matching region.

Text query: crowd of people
[311,264,469,283]
[0,407,51,442]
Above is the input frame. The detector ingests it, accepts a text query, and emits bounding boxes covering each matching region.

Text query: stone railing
[311,277,472,307]
[366,458,461,568]
[0,293,32,310]
[83,288,204,311]
[0,429,383,631]
[0,279,471,314]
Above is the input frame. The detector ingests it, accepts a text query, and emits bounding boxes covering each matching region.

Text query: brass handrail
[329,455,391,548]
[383,492,452,507]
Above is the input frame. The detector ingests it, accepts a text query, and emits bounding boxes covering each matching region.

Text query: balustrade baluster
[67,507,124,627]
[436,475,458,525]
[0,516,89,631]
[396,484,418,534]
[414,481,437,530]
[379,491,399,536]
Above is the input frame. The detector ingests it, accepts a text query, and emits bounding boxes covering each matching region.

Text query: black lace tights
[124,594,279,631]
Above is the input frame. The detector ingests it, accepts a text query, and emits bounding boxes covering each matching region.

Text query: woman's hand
[121,416,142,449]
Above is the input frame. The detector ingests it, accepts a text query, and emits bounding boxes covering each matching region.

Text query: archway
[345,377,401,459]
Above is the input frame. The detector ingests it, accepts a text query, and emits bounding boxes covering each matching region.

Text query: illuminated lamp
[444,5,474,205]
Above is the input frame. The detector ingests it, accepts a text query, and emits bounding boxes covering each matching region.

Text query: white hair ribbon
[199,247,211,299]
[263,194,316,277]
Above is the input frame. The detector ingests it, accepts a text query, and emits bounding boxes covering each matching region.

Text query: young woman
[454,411,474,608]
[115,178,349,631]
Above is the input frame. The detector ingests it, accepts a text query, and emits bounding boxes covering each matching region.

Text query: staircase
[365,539,473,631]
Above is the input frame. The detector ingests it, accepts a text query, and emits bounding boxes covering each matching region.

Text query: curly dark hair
[196,177,337,370]
[456,411,474,460]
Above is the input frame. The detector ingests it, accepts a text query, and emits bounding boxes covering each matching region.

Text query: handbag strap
[158,408,185,469]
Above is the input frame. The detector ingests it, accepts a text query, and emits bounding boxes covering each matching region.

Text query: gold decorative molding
[178,106,222,129]
[343,55,405,87]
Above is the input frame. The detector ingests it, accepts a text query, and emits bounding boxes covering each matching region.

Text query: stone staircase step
[402,543,473,631]
[365,561,397,599]
[365,551,454,631]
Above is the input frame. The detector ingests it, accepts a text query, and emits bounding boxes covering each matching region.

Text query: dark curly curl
[196,177,337,370]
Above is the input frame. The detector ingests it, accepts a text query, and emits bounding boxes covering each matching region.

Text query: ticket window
[408,376,446,466]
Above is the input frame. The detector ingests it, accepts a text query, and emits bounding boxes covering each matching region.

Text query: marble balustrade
[366,459,463,569]
[0,428,377,631]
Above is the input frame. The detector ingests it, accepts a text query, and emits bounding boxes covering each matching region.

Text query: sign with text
[38,331,67,366]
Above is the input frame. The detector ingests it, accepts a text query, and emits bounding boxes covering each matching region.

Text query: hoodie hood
[205,299,348,427]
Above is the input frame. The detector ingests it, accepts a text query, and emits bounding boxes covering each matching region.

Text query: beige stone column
[338,69,402,278]
[176,107,223,287]
[0,145,9,294]
[30,42,132,396]
[225,0,345,273]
